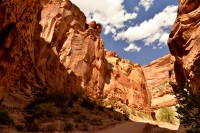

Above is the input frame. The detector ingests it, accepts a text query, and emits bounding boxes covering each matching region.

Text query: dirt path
[73,120,183,133]
[73,121,147,133]
[95,121,146,133]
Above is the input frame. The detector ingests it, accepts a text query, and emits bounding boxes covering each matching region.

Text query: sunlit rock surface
[168,0,200,94]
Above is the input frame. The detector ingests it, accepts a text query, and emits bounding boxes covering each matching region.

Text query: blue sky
[71,0,179,65]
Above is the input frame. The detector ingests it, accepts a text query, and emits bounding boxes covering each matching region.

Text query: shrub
[26,90,67,110]
[157,106,176,124]
[0,111,13,126]
[76,123,88,131]
[46,124,57,132]
[67,92,79,107]
[64,122,74,132]
[38,103,58,118]
[131,108,136,116]
[124,114,129,121]
[89,117,103,126]
[15,124,25,131]
[74,114,86,123]
[109,106,114,111]
[26,120,40,132]
[81,97,96,110]
[137,111,148,118]
[97,105,104,111]
[121,105,130,120]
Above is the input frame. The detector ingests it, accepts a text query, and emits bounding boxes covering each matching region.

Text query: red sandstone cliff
[105,50,151,111]
[143,54,176,109]
[168,0,200,94]
[0,0,151,111]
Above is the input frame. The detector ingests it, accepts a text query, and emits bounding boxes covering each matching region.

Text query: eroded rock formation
[0,0,151,111]
[168,0,200,94]
[143,54,176,109]
[104,50,151,111]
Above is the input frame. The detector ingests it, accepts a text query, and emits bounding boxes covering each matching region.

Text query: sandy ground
[94,121,146,133]
[73,120,184,133]
[72,121,145,133]
[152,94,175,106]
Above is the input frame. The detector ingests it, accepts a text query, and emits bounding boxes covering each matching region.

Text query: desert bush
[76,123,88,131]
[74,114,86,123]
[137,111,148,118]
[15,124,25,131]
[46,123,57,132]
[121,105,130,120]
[81,97,96,110]
[114,114,122,121]
[89,117,103,126]
[26,120,40,132]
[97,105,104,111]
[26,91,67,113]
[157,106,176,124]
[68,92,79,107]
[0,111,13,126]
[131,108,136,116]
[64,122,74,132]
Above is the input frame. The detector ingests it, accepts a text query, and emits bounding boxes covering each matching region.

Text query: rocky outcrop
[143,54,175,98]
[168,0,200,94]
[0,0,151,111]
[143,54,176,109]
[0,0,105,106]
[104,50,151,111]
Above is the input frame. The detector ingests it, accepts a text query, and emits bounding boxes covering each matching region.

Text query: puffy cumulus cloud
[139,0,154,11]
[71,0,137,35]
[115,5,178,48]
[124,43,141,52]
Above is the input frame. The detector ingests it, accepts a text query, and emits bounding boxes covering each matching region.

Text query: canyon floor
[73,121,185,133]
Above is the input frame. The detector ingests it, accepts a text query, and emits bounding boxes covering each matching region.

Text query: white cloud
[139,0,154,11]
[124,43,141,52]
[133,6,140,12]
[115,5,178,47]
[71,0,137,35]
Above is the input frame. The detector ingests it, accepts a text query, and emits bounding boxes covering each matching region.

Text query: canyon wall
[168,0,200,94]
[0,0,150,111]
[143,54,176,109]
[105,50,151,111]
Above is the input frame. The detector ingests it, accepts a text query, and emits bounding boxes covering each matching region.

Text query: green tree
[173,83,200,133]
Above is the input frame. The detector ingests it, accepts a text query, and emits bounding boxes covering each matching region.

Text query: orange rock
[0,0,151,112]
[168,0,200,94]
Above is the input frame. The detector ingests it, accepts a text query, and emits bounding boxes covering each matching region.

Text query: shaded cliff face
[143,54,176,109]
[168,0,200,94]
[0,0,151,110]
[104,51,151,111]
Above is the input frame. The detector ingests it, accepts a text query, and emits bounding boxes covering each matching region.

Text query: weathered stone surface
[104,50,151,112]
[168,0,200,94]
[143,54,175,98]
[143,54,176,109]
[0,0,151,111]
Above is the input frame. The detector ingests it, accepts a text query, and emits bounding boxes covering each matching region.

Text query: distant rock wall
[0,0,151,111]
[143,54,176,109]
[168,0,200,94]
[104,51,151,111]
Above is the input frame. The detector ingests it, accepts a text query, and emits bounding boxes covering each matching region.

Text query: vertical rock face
[38,1,105,99]
[168,0,200,94]
[104,51,151,111]
[143,54,176,109]
[143,54,175,92]
[0,0,151,111]
[0,0,44,106]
